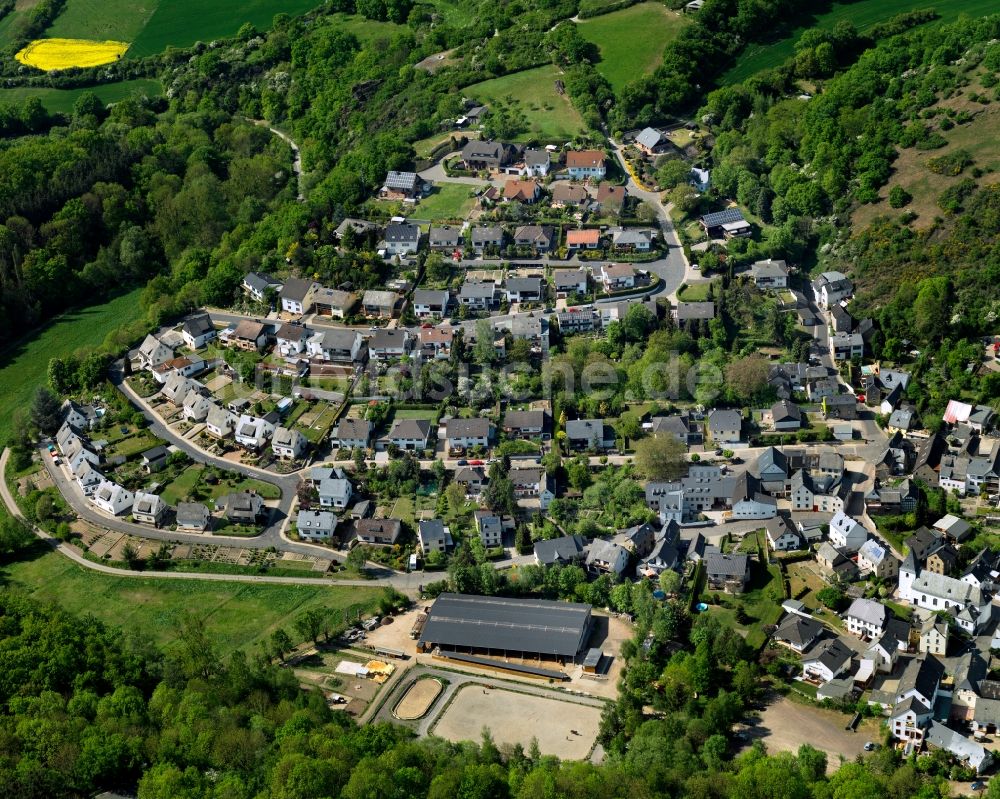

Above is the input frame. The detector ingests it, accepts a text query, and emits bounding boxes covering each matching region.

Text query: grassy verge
[1,546,380,656]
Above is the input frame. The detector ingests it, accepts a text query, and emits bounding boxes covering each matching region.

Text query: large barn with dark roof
[418,593,592,662]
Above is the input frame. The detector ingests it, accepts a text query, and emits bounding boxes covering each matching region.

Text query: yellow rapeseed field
[15,39,129,71]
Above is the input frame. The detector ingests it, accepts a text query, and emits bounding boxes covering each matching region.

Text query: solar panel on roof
[701,208,745,226]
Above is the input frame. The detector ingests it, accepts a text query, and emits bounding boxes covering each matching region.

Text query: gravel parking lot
[749,696,880,771]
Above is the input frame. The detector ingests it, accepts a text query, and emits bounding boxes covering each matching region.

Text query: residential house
[521,148,550,177]
[858,538,899,580]
[383,223,421,256]
[272,426,308,460]
[307,328,364,363]
[368,328,411,360]
[802,638,853,683]
[557,307,598,334]
[822,394,858,421]
[771,400,802,431]
[707,409,742,443]
[132,492,167,526]
[412,289,450,318]
[61,400,101,431]
[812,271,853,310]
[279,278,318,315]
[458,279,499,310]
[926,544,959,576]
[242,272,282,302]
[461,140,519,171]
[635,127,665,155]
[905,526,943,562]
[140,445,169,474]
[816,541,859,581]
[700,208,750,238]
[901,562,994,634]
[219,492,265,525]
[552,268,588,298]
[765,515,801,551]
[73,460,104,497]
[919,618,949,656]
[513,225,555,253]
[418,326,453,359]
[830,331,864,361]
[828,511,867,553]
[181,313,216,349]
[428,225,461,252]
[334,419,372,450]
[318,477,353,509]
[673,302,716,328]
[335,217,380,241]
[152,355,206,385]
[962,549,1000,591]
[914,433,947,484]
[355,518,402,547]
[611,227,653,251]
[534,534,586,566]
[649,414,702,446]
[503,179,540,203]
[502,410,549,440]
[275,323,309,357]
[380,170,422,199]
[475,511,503,548]
[454,466,486,496]
[418,519,453,554]
[566,228,601,251]
[470,225,505,252]
[386,419,431,451]
[550,182,589,208]
[705,552,750,593]
[509,467,555,510]
[205,405,236,439]
[297,509,337,541]
[925,722,993,775]
[891,654,944,743]
[137,334,173,370]
[445,417,492,451]
[597,263,636,291]
[504,276,544,303]
[312,287,357,318]
[362,290,400,318]
[176,502,211,532]
[91,481,134,516]
[229,320,269,352]
[566,150,606,180]
[586,538,630,578]
[774,614,823,653]
[729,472,778,519]
[595,181,626,215]
[235,414,276,451]
[565,419,616,450]
[750,259,789,289]
[830,304,854,335]
[846,598,888,639]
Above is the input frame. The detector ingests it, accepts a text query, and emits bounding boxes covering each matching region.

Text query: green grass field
[0,79,162,114]
[466,64,589,142]
[128,0,323,57]
[158,464,281,505]
[1,548,380,656]
[577,3,688,92]
[46,0,159,42]
[415,183,476,221]
[311,11,406,43]
[722,0,999,85]
[0,288,146,445]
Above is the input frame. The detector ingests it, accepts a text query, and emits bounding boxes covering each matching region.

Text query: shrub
[888,186,912,208]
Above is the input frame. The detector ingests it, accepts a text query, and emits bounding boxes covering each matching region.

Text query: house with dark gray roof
[773,614,823,653]
[534,534,587,566]
[565,419,615,450]
[428,225,462,250]
[705,552,749,593]
[383,223,421,255]
[802,638,853,683]
[471,225,505,251]
[707,409,742,443]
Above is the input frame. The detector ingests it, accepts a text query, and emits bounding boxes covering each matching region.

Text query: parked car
[863,742,879,751]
